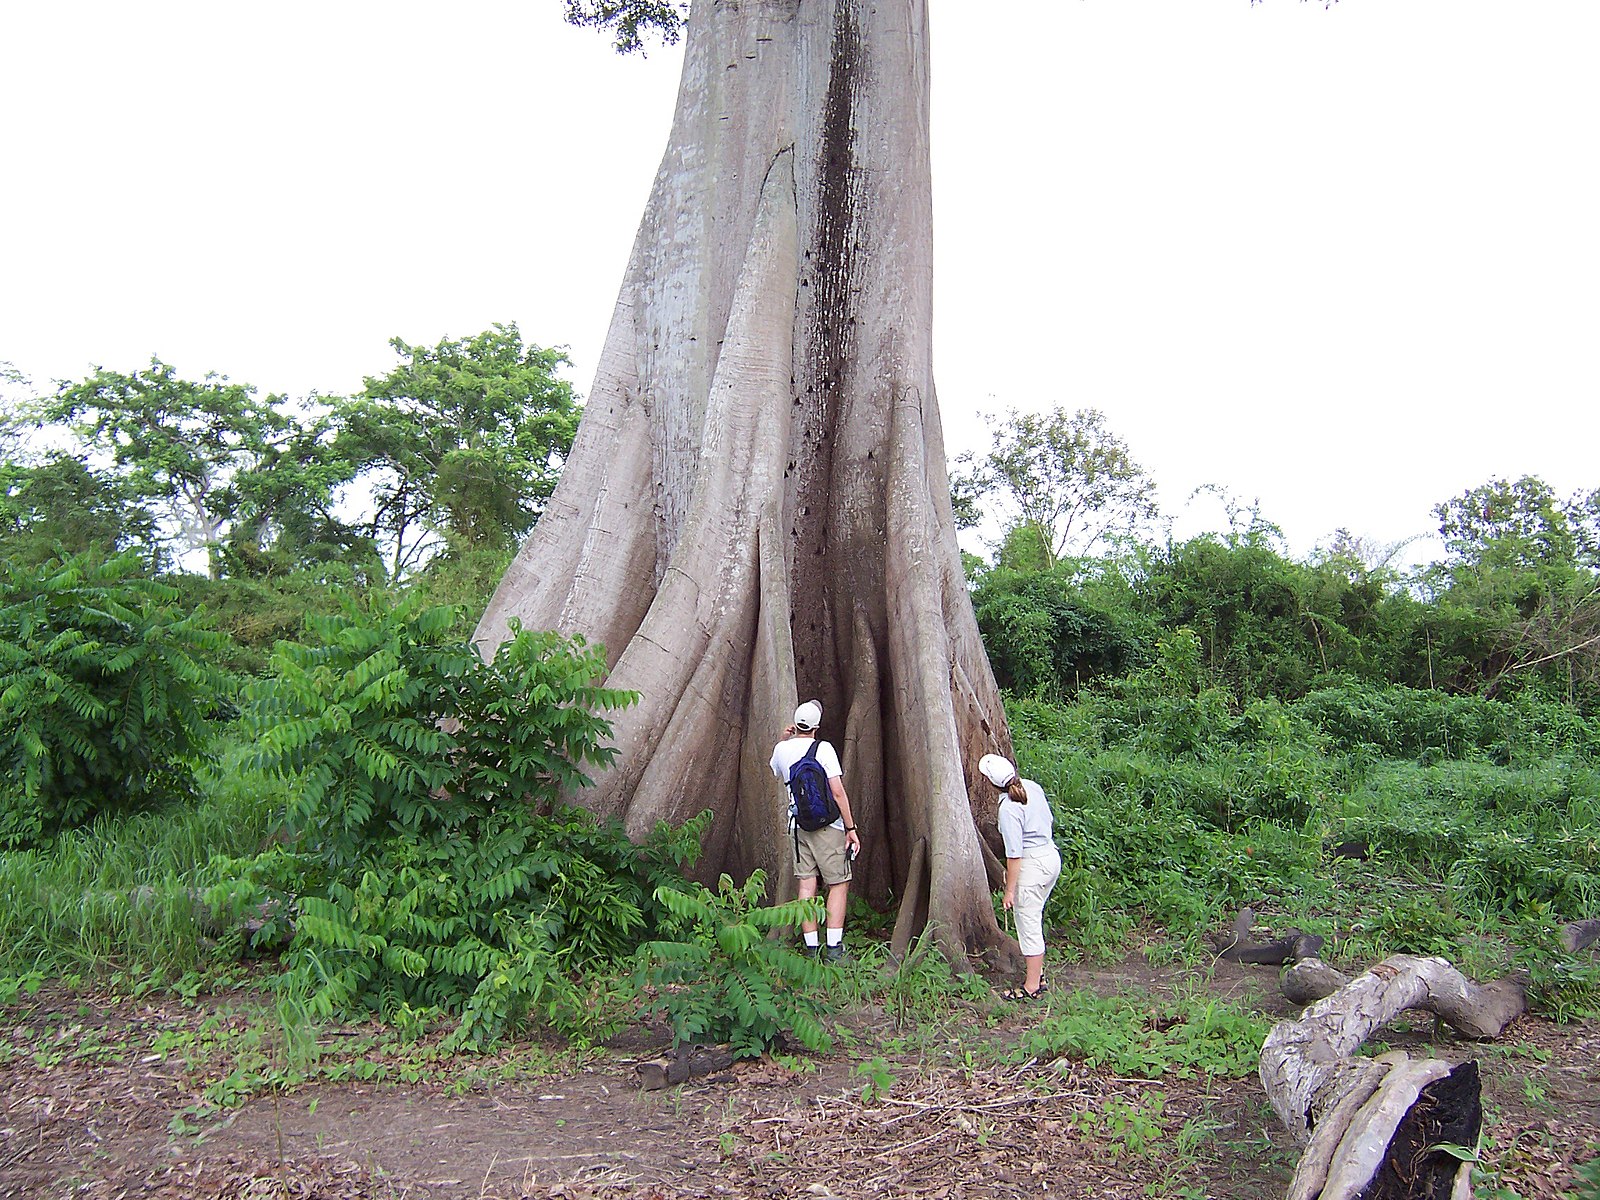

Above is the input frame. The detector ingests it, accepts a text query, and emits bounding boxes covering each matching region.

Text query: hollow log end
[1358,1060,1482,1200]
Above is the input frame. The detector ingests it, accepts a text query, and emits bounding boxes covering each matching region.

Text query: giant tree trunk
[475,0,1015,970]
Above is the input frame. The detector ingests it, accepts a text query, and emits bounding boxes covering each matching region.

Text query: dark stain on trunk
[792,1,863,722]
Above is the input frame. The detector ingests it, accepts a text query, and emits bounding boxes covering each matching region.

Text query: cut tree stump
[1261,955,1525,1200]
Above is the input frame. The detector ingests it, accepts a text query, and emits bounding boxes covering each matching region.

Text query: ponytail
[1005,777,1028,805]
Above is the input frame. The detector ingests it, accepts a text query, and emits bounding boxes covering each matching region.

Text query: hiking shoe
[824,944,849,965]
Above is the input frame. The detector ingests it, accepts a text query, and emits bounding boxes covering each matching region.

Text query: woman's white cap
[794,700,822,731]
[978,754,1016,788]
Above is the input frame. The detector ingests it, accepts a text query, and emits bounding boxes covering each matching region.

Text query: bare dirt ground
[4,956,1596,1200]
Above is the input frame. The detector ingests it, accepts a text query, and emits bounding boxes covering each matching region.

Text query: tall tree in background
[957,406,1159,568]
[562,0,687,53]
[43,361,290,579]
[334,324,579,580]
[218,409,373,580]
[0,454,155,567]
[478,0,1016,967]
[2,365,152,566]
[1432,475,1600,702]
[1435,475,1598,577]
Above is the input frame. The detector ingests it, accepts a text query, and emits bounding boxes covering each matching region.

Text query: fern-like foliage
[639,871,832,1059]
[224,590,705,1048]
[0,553,232,848]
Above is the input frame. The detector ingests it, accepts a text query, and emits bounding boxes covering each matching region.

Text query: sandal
[1000,985,1045,1002]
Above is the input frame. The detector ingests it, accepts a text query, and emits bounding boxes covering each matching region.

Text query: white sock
[826,928,843,948]
[803,931,820,948]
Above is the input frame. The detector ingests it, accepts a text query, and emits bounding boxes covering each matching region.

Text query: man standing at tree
[770,700,861,963]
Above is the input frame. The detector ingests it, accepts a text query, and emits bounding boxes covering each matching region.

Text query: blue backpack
[788,739,841,831]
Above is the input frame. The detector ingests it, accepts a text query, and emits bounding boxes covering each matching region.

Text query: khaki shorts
[794,823,852,887]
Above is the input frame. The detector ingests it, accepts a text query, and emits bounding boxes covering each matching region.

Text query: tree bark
[476,0,1015,971]
[1261,955,1525,1200]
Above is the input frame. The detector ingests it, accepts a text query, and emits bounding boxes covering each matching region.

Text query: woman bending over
[980,754,1062,1001]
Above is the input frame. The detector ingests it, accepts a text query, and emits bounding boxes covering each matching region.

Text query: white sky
[3,1,1596,567]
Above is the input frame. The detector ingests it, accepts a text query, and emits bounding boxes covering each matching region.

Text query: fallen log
[1261,955,1525,1200]
[1210,907,1324,965]
[1219,932,1325,966]
[82,886,290,944]
[1277,956,1525,1039]
[634,1044,736,1090]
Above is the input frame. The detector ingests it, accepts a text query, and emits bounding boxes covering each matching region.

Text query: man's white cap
[794,700,822,731]
[978,754,1017,788]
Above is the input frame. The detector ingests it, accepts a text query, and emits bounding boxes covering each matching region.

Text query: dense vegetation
[2,351,1597,1062]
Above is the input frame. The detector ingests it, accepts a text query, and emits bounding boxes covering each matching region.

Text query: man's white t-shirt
[769,735,844,830]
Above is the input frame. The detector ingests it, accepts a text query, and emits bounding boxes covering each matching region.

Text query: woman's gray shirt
[998,779,1054,858]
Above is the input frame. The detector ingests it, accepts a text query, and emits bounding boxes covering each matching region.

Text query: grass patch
[1010,986,1267,1080]
[0,747,285,982]
[1012,683,1600,1020]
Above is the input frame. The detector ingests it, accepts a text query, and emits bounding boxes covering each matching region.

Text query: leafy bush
[1080,630,1235,759]
[1137,536,1359,700]
[638,871,831,1058]
[0,553,232,848]
[223,592,696,1046]
[972,565,1152,697]
[168,569,371,677]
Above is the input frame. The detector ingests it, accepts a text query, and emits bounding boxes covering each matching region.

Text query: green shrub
[223,591,693,1046]
[1135,536,1365,700]
[971,566,1152,698]
[638,871,831,1058]
[168,569,370,677]
[0,553,232,848]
